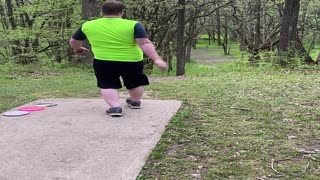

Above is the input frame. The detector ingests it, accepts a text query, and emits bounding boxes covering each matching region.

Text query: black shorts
[93,59,149,90]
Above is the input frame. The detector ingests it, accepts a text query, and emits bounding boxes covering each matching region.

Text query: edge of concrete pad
[0,98,183,180]
[122,100,183,179]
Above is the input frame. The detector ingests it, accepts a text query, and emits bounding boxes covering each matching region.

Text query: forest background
[1,0,319,73]
[1,0,320,179]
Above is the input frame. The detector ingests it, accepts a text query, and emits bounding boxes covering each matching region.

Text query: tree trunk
[0,1,8,29]
[216,3,222,46]
[278,0,299,66]
[279,0,314,65]
[316,52,320,65]
[254,0,261,49]
[185,8,195,63]
[247,0,262,64]
[279,0,300,53]
[261,0,267,43]
[176,0,186,76]
[212,30,216,42]
[5,0,22,57]
[82,0,99,20]
[222,15,229,55]
[5,0,16,29]
[15,0,33,56]
[239,19,247,51]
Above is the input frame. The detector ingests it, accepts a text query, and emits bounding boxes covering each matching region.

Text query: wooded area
[1,1,320,178]
[0,0,319,75]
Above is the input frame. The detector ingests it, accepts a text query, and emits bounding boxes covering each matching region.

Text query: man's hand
[69,38,89,54]
[154,59,168,70]
[74,46,90,54]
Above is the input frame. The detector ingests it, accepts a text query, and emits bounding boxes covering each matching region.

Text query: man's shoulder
[121,18,140,24]
[83,18,104,24]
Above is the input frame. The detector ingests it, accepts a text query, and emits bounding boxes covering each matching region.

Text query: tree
[279,0,314,66]
[278,0,300,55]
[216,1,222,46]
[1,0,318,70]
[176,0,186,76]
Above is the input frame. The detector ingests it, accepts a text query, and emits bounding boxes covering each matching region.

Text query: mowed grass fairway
[1,50,320,179]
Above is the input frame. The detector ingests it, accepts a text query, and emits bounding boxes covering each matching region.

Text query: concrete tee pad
[0,99,182,180]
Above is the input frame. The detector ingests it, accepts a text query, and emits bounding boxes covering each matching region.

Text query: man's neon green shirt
[81,18,143,62]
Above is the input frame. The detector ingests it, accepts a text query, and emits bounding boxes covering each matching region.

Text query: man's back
[82,18,143,61]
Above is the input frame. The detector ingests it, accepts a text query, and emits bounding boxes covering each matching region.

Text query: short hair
[102,1,125,15]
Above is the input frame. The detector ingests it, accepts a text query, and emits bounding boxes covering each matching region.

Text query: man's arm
[69,25,90,53]
[136,38,167,70]
[134,23,167,70]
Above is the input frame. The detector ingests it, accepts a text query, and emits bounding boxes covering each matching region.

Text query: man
[69,1,167,117]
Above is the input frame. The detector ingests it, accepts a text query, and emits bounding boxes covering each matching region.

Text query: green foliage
[0,0,81,64]
[0,0,319,71]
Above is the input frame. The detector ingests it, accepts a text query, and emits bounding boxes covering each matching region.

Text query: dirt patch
[9,71,63,78]
[191,48,234,65]
[149,75,189,82]
[28,71,63,76]
[298,139,320,152]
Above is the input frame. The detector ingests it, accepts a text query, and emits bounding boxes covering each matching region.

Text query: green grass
[0,63,97,112]
[1,46,320,179]
[139,65,320,179]
[196,39,250,61]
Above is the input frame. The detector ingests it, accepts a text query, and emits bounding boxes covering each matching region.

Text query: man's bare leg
[101,89,121,107]
[128,86,144,101]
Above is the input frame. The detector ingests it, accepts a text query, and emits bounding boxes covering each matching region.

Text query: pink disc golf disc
[19,106,45,112]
